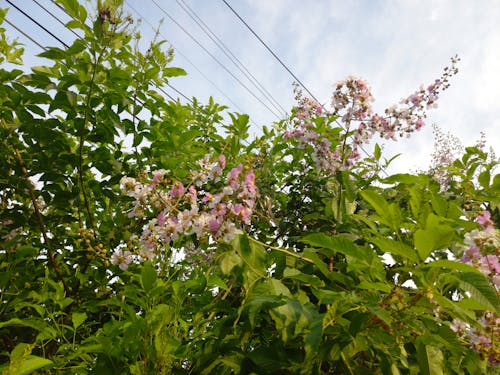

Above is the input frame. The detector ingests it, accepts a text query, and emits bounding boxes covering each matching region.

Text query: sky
[2,0,500,174]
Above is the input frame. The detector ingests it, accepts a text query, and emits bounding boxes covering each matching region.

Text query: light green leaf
[164,67,187,77]
[141,262,157,292]
[220,251,242,275]
[71,312,87,329]
[283,267,325,287]
[426,260,484,275]
[370,237,419,263]
[414,214,455,261]
[360,189,389,218]
[455,272,499,313]
[416,343,443,375]
[16,356,53,375]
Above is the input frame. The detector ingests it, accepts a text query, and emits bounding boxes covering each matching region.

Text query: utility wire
[221,0,319,104]
[5,0,69,48]
[44,0,190,104]
[221,0,388,175]
[150,0,282,120]
[177,0,287,117]
[125,0,247,115]
[32,0,83,40]
[3,17,46,50]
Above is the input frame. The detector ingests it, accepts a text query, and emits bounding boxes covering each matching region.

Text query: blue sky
[3,0,500,173]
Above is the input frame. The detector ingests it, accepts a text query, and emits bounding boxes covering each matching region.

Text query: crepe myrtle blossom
[110,248,133,270]
[452,211,500,364]
[117,155,258,264]
[284,56,459,174]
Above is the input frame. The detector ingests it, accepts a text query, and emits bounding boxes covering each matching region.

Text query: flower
[110,249,133,270]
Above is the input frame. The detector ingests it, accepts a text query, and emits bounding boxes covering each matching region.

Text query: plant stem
[14,148,70,295]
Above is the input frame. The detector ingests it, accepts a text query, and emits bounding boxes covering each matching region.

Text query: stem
[14,148,70,295]
[249,237,315,265]
[78,47,106,235]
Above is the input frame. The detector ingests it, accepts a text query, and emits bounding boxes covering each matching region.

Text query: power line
[5,0,69,48]
[150,0,282,120]
[32,0,83,40]
[221,0,319,104]
[42,0,190,104]
[3,17,46,50]
[177,0,287,117]
[221,0,389,175]
[125,0,247,115]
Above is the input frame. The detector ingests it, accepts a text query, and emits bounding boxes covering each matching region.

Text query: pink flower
[415,118,425,130]
[170,181,185,198]
[157,211,166,226]
[218,154,226,169]
[477,211,494,230]
[208,218,220,233]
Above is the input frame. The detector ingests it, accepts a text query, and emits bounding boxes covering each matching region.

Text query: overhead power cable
[150,0,282,120]
[221,0,319,104]
[221,0,389,175]
[43,0,190,104]
[177,0,287,117]
[3,17,46,50]
[125,0,246,115]
[5,0,69,48]
[32,0,83,40]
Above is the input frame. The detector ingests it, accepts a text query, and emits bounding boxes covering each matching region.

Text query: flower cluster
[428,124,464,191]
[461,211,500,287]
[111,155,258,269]
[284,57,459,175]
[333,56,460,147]
[284,84,345,174]
[452,211,500,364]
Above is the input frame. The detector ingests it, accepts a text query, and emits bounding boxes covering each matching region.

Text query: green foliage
[0,1,498,374]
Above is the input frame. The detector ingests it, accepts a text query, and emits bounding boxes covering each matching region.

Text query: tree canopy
[0,1,499,374]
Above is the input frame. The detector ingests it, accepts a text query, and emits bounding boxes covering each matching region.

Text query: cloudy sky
[3,0,500,173]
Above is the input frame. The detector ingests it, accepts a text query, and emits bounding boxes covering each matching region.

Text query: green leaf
[357,281,392,293]
[301,233,360,259]
[374,143,381,161]
[416,343,443,375]
[370,237,419,263]
[455,272,499,313]
[220,251,242,274]
[382,174,428,185]
[9,344,53,375]
[236,235,267,275]
[426,260,485,275]
[141,263,157,292]
[414,214,455,261]
[478,170,490,189]
[71,312,87,329]
[360,189,389,218]
[282,267,325,287]
[164,67,187,77]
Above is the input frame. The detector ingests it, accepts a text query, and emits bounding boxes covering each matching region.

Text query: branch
[14,148,70,295]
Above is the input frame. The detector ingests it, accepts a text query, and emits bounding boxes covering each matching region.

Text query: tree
[0,1,498,373]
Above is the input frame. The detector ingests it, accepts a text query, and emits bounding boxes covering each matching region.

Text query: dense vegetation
[0,1,498,373]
